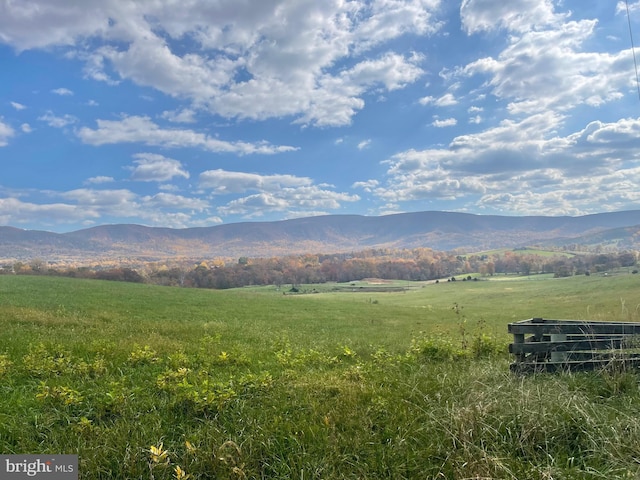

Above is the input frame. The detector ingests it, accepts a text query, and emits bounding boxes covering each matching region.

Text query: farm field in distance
[1,273,640,478]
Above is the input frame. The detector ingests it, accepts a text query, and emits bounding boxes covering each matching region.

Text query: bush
[408,335,468,361]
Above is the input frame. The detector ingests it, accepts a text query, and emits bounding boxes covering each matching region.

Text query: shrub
[408,335,468,362]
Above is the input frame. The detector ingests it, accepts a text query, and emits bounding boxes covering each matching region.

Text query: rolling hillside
[1,210,640,263]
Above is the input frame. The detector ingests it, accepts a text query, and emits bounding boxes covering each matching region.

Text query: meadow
[1,273,640,479]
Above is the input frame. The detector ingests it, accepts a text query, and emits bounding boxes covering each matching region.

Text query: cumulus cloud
[419,92,458,107]
[141,192,208,210]
[199,169,312,194]
[51,87,73,96]
[431,117,457,127]
[0,0,439,127]
[129,153,190,182]
[38,111,77,128]
[616,1,640,14]
[161,108,197,123]
[85,176,114,185]
[460,0,564,34]
[1,188,145,227]
[357,139,371,150]
[0,197,95,225]
[459,5,629,115]
[10,101,26,110]
[59,188,138,208]
[77,116,298,154]
[352,179,379,192]
[0,119,15,146]
[374,115,640,215]
[0,186,215,229]
[198,168,359,218]
[217,186,360,217]
[344,52,424,92]
[476,166,640,215]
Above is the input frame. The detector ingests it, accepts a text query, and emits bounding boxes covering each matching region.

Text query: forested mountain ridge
[1,210,640,263]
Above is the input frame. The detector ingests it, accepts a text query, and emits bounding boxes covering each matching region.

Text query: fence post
[512,333,526,362]
[550,333,567,363]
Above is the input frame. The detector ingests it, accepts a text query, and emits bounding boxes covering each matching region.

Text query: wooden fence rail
[508,317,640,373]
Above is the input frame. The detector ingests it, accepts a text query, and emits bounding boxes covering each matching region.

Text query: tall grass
[1,274,640,478]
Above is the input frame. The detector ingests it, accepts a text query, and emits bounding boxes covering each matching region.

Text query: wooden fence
[508,317,640,373]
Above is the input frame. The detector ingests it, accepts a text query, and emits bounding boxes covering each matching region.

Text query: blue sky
[1,0,640,232]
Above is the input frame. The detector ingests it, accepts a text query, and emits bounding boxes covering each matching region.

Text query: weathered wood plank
[511,355,640,373]
[509,323,640,336]
[509,337,630,354]
[509,318,640,373]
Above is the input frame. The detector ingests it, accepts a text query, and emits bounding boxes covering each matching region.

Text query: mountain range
[1,210,640,264]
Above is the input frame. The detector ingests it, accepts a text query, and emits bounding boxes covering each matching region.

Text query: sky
[1,0,640,232]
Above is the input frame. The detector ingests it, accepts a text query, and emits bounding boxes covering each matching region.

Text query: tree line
[4,248,635,289]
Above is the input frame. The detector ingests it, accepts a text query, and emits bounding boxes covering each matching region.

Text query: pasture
[1,273,640,478]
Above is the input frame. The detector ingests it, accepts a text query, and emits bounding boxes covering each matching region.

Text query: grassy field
[1,273,640,479]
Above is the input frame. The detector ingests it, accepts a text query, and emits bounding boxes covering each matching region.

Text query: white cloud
[0,0,113,51]
[460,0,564,34]
[218,193,290,216]
[141,192,208,211]
[476,166,640,215]
[357,139,372,150]
[85,176,114,185]
[129,153,190,182]
[77,116,298,155]
[217,186,360,217]
[460,10,628,115]
[418,95,434,105]
[55,187,207,227]
[344,52,425,92]
[434,93,458,107]
[198,168,359,217]
[20,123,32,133]
[375,114,640,215]
[0,197,96,225]
[59,188,138,209]
[38,111,77,128]
[352,179,379,192]
[161,108,197,123]
[431,117,457,127]
[0,185,217,229]
[203,216,223,225]
[10,101,26,110]
[0,0,439,127]
[51,87,73,96]
[0,119,15,146]
[199,169,312,194]
[616,1,640,15]
[434,93,457,106]
[419,92,457,107]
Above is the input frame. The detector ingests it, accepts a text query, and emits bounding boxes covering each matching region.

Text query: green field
[1,274,640,479]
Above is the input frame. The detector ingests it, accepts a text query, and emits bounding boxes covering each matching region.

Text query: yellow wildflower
[174,465,191,479]
[185,440,196,453]
[149,443,169,465]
